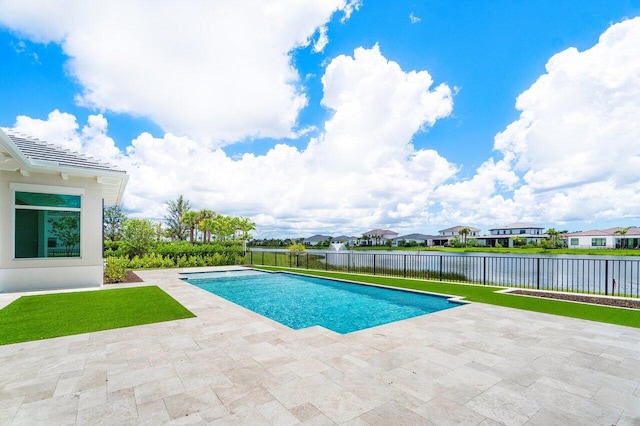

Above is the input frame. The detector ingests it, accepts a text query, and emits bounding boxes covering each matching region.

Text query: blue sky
[1,1,639,238]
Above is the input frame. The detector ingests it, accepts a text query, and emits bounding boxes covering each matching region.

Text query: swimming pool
[182,270,464,334]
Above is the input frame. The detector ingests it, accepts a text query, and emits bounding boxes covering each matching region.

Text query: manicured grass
[0,286,195,345]
[256,266,640,328]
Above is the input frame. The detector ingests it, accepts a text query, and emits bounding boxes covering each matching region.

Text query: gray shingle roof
[3,129,124,173]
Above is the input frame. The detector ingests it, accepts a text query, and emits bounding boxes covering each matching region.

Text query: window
[15,191,81,258]
[570,238,579,246]
[591,238,606,247]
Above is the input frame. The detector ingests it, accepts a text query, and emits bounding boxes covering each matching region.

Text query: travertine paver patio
[0,267,639,425]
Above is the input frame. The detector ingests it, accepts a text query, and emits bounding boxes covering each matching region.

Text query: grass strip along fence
[255,266,640,329]
[250,251,640,298]
[0,286,195,345]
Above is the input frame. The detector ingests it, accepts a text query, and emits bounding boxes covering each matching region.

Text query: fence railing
[248,251,640,298]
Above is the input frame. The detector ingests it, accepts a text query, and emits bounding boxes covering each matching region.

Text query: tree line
[103,195,256,257]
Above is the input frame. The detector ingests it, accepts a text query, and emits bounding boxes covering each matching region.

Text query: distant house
[481,223,546,247]
[361,229,398,246]
[433,226,481,246]
[394,233,435,247]
[0,129,128,292]
[565,227,640,249]
[333,235,358,246]
[303,234,332,246]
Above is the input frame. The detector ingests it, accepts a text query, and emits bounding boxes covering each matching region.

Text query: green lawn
[256,266,640,328]
[0,286,195,345]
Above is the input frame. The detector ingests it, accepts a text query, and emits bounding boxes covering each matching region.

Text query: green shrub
[128,255,143,269]
[177,255,189,267]
[104,257,128,283]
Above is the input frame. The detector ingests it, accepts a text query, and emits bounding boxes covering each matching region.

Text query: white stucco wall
[568,235,614,249]
[0,170,104,292]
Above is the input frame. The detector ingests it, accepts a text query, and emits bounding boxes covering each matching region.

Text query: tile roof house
[0,128,128,292]
[303,234,332,246]
[394,233,436,247]
[361,229,398,246]
[565,227,640,249]
[482,222,546,247]
[437,226,481,237]
[432,226,481,246]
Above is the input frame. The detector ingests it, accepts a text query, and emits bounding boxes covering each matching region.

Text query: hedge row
[104,252,248,283]
[104,241,244,260]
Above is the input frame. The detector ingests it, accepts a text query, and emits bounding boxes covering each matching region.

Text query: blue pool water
[182,270,463,334]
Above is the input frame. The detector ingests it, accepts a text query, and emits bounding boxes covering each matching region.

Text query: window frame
[10,183,85,260]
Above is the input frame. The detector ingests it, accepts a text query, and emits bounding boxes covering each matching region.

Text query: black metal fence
[248,251,640,298]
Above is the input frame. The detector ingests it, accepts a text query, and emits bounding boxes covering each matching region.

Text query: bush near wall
[103,241,248,283]
[104,241,243,261]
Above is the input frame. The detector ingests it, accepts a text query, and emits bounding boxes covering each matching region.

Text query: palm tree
[181,210,200,243]
[614,227,629,249]
[545,228,560,248]
[197,209,216,242]
[458,227,471,246]
[234,216,256,254]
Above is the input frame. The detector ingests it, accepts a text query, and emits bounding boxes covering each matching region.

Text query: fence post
[373,254,377,276]
[439,256,443,281]
[403,255,407,278]
[262,251,264,265]
[348,253,351,273]
[306,253,309,269]
[250,251,253,264]
[537,258,540,290]
[325,253,328,271]
[483,256,486,285]
[605,259,609,296]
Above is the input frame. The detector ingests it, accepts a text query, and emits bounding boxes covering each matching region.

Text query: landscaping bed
[510,290,640,309]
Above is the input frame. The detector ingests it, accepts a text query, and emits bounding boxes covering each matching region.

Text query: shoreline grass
[256,266,640,328]
[0,286,195,346]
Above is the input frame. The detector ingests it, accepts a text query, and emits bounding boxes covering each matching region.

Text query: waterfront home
[361,229,399,246]
[0,129,128,292]
[482,223,546,247]
[565,227,640,249]
[394,233,435,247]
[433,225,481,246]
[333,235,359,246]
[303,234,332,246]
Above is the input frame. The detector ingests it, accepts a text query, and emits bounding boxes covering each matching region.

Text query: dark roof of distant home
[334,235,358,241]
[396,233,435,240]
[438,225,481,233]
[489,222,544,231]
[303,234,332,243]
[363,229,398,236]
[1,129,124,173]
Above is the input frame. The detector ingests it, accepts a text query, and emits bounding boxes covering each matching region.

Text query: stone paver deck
[1,267,639,425]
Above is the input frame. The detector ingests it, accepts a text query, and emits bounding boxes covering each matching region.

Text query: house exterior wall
[0,170,104,292]
[567,235,615,249]
[490,227,543,236]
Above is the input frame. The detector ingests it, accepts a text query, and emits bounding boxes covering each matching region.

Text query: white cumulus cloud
[433,17,640,228]
[8,45,455,237]
[0,0,350,143]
